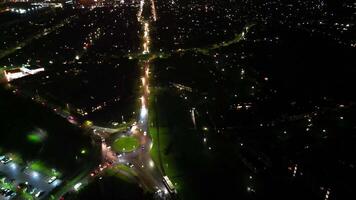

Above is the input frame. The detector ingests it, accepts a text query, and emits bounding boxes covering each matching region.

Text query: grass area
[113,164,134,174]
[0,180,14,190]
[112,136,139,153]
[71,174,152,200]
[27,133,42,143]
[148,89,186,195]
[106,164,137,183]
[30,161,61,177]
[149,126,180,179]
[148,85,220,199]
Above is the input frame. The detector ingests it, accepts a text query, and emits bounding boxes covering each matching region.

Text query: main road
[96,0,172,199]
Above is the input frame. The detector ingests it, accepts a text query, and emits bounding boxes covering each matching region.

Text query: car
[1,156,12,164]
[27,184,34,192]
[35,191,45,198]
[48,176,57,184]
[29,187,37,195]
[126,162,134,168]
[5,190,13,197]
[9,191,16,199]
[0,188,7,195]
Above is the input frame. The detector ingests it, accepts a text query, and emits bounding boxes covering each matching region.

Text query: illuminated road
[38,1,173,198]
[97,0,172,198]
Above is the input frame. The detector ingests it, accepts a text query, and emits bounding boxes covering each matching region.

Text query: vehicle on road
[35,191,45,198]
[126,162,134,168]
[29,187,38,195]
[0,156,12,164]
[48,176,57,184]
[163,176,177,194]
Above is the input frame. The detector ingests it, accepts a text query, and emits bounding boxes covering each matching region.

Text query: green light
[27,133,42,143]
[27,130,47,143]
[81,149,86,154]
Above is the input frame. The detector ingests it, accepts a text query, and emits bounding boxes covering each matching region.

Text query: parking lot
[0,155,61,199]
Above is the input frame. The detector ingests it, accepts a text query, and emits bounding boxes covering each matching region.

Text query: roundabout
[112,136,139,153]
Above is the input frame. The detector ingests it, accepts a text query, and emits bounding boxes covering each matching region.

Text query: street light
[140,106,148,118]
[149,160,154,168]
[10,163,17,170]
[32,171,39,179]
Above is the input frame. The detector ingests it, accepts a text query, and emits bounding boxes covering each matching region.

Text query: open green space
[30,161,61,178]
[27,130,47,144]
[112,136,139,153]
[106,164,138,183]
[148,88,206,199]
[27,133,43,143]
[148,54,258,199]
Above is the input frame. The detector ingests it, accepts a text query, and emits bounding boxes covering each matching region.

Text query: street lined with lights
[81,0,174,198]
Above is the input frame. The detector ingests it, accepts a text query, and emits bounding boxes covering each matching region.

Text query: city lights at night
[0,0,355,200]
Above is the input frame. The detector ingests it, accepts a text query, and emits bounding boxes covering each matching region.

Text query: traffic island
[112,136,139,153]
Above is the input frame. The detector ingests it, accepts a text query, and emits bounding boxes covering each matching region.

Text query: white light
[149,160,154,168]
[52,179,61,187]
[32,171,39,178]
[141,96,145,105]
[10,163,17,170]
[140,106,148,118]
[131,125,137,132]
[164,188,169,194]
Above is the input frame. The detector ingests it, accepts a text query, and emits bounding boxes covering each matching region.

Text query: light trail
[142,22,150,54]
[150,0,157,21]
[145,67,149,77]
[137,0,144,21]
[132,0,171,196]
[191,108,197,129]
